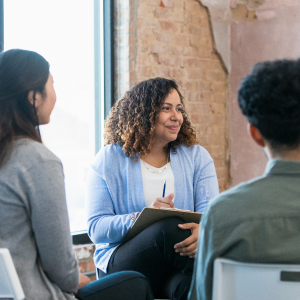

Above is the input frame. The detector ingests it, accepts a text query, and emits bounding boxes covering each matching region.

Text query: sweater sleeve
[86,167,136,244]
[194,147,219,213]
[24,160,79,293]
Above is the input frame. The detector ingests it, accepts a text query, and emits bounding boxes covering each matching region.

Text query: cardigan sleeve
[194,147,219,213]
[86,167,137,244]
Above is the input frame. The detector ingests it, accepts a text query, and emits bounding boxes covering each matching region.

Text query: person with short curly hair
[189,59,300,300]
[86,78,219,299]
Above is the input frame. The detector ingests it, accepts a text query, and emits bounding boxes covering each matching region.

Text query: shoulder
[0,139,62,183]
[175,144,214,167]
[177,144,212,158]
[203,175,267,229]
[13,138,61,169]
[92,144,128,171]
[95,144,125,161]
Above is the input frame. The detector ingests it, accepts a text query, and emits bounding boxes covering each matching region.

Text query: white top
[140,159,175,207]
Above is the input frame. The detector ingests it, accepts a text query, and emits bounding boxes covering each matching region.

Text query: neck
[140,143,169,168]
[264,145,300,161]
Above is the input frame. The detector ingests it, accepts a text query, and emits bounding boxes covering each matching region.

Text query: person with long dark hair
[0,49,153,300]
[86,78,219,299]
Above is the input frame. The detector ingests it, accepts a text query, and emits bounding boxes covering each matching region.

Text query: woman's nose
[170,109,179,120]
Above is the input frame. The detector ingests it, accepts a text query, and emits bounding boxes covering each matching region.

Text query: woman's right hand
[150,193,175,209]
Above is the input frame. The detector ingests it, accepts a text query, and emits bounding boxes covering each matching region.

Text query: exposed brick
[136,52,150,65]
[214,158,227,169]
[184,1,202,11]
[151,44,167,53]
[138,3,155,17]
[115,0,229,189]
[197,48,213,58]
[155,6,171,19]
[86,260,96,272]
[156,33,174,43]
[198,136,209,147]
[213,93,227,103]
[188,25,201,35]
[143,18,160,29]
[185,12,203,24]
[79,262,86,273]
[169,68,186,79]
[174,34,190,46]
[159,20,179,32]
[210,82,227,93]
[137,28,155,41]
[138,42,149,52]
[161,0,175,8]
[196,81,213,92]
[185,92,201,103]
[207,124,225,135]
[172,46,184,56]
[209,103,225,115]
[196,125,208,137]
[138,0,160,5]
[181,81,197,92]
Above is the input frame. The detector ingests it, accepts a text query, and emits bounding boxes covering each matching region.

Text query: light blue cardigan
[86,144,219,272]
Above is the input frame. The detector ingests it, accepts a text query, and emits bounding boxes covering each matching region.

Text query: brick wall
[116,0,230,191]
[79,0,230,283]
[74,244,97,281]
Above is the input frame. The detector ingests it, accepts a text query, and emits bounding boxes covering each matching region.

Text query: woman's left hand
[174,222,199,258]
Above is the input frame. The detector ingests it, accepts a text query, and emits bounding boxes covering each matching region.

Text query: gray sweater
[0,139,79,300]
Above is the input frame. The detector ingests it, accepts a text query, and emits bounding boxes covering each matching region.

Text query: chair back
[212,258,300,300]
[0,248,25,300]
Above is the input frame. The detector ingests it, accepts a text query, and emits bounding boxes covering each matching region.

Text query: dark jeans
[76,270,153,300]
[98,217,194,300]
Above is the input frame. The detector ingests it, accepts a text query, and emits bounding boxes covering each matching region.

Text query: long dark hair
[0,49,50,167]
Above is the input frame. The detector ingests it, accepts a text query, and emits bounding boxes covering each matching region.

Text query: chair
[212,258,300,300]
[0,248,25,300]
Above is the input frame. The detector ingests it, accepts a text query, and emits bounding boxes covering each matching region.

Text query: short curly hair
[238,59,300,150]
[105,78,198,159]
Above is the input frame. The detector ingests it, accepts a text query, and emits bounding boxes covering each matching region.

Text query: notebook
[123,207,202,242]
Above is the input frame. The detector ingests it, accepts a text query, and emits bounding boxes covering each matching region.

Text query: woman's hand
[174,222,199,258]
[78,273,90,290]
[150,193,175,209]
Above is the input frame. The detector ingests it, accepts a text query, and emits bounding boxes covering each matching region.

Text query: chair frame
[0,248,25,300]
[212,258,300,300]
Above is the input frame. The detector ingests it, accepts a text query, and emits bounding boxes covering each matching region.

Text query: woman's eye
[162,106,169,110]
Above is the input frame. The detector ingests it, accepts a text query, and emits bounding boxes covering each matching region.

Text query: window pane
[4,0,96,232]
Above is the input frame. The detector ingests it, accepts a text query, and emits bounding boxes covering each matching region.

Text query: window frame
[0,0,3,52]
[0,0,115,242]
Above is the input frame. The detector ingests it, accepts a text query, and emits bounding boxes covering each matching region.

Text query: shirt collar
[265,159,300,176]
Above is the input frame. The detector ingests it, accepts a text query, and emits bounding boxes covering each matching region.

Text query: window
[2,0,114,234]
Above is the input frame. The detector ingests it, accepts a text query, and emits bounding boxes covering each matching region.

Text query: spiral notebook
[123,207,202,242]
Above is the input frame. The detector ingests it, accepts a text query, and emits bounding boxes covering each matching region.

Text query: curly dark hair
[105,78,198,159]
[238,59,300,150]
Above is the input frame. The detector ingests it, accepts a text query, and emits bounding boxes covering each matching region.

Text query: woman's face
[35,72,56,125]
[153,89,184,147]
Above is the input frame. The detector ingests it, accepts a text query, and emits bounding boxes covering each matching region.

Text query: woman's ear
[28,90,43,107]
[247,123,265,147]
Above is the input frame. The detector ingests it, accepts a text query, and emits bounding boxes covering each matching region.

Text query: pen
[162,180,166,197]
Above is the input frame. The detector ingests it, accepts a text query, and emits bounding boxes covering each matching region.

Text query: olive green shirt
[189,159,300,300]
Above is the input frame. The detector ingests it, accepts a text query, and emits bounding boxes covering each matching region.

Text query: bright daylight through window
[3,0,103,233]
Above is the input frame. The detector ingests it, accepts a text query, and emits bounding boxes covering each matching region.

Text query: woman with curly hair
[86,78,219,299]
